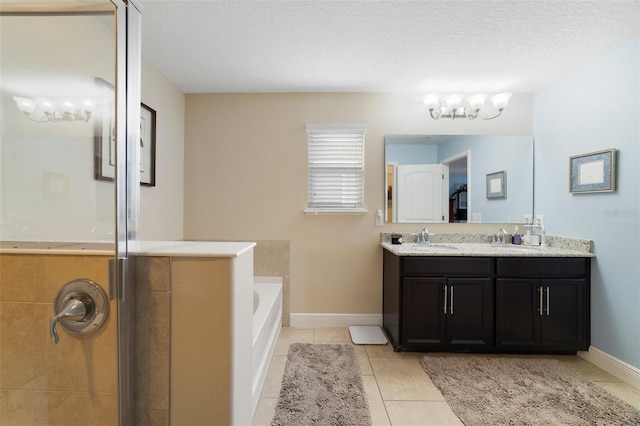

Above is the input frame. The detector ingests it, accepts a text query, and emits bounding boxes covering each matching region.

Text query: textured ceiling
[140,0,640,94]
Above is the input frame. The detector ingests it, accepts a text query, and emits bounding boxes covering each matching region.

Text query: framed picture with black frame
[140,103,156,186]
[94,90,156,186]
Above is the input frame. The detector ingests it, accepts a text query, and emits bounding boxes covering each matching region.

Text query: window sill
[304,208,368,215]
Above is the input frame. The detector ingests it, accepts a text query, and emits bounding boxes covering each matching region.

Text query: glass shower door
[0,1,137,424]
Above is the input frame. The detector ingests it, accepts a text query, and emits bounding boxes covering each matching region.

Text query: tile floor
[253,327,640,426]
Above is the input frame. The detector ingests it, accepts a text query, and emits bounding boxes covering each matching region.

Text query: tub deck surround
[134,240,256,257]
[381,232,594,257]
[0,240,256,257]
[252,278,283,416]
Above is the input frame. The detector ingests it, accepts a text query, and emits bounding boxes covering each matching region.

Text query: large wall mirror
[385,134,534,224]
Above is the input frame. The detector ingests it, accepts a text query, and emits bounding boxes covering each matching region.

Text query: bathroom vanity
[382,239,592,354]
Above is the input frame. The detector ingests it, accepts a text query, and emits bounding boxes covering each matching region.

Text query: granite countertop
[381,242,594,257]
[380,232,594,258]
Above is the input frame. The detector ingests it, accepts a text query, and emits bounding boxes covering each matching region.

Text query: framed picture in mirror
[486,170,507,199]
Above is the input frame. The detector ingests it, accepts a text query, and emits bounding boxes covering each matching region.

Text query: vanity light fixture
[424,92,512,120]
[13,96,94,123]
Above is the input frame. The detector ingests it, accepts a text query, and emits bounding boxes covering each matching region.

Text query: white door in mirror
[396,164,446,222]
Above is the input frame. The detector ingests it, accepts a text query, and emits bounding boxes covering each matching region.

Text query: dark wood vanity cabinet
[383,250,590,354]
[383,251,494,351]
[495,258,590,353]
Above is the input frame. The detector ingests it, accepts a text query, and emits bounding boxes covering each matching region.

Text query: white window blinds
[305,125,366,214]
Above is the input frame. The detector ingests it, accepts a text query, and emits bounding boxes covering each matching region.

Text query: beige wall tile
[148,350,170,411]
[35,391,117,426]
[0,254,44,302]
[0,303,36,389]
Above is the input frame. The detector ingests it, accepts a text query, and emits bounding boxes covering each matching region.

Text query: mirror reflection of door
[396,164,448,222]
[386,164,395,222]
[442,152,469,223]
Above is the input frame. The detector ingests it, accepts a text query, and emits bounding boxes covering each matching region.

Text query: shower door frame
[0,1,142,424]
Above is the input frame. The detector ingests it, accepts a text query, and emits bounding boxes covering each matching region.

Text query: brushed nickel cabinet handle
[443,284,448,314]
[450,285,454,315]
[538,286,543,316]
[546,286,550,316]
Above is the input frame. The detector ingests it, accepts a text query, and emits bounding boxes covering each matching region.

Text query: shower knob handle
[50,297,90,345]
[50,279,110,346]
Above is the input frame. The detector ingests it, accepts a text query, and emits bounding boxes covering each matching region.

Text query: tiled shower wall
[0,253,117,425]
[134,256,171,424]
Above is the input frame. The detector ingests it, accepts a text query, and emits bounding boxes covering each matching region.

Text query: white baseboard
[289,313,382,328]
[578,346,640,390]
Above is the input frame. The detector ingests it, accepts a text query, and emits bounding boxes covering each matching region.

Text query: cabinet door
[540,279,587,351]
[446,278,494,349]
[496,278,540,350]
[401,277,445,347]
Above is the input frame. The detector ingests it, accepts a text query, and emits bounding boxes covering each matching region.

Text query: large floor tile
[554,355,622,382]
[313,327,351,342]
[385,401,463,426]
[259,355,286,399]
[370,357,444,401]
[595,381,640,410]
[365,343,422,359]
[362,375,390,426]
[273,328,313,356]
[253,397,277,426]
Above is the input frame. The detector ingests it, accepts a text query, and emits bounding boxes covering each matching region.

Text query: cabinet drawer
[403,257,492,276]
[496,257,588,278]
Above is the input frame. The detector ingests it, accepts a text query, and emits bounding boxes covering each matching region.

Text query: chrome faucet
[493,228,508,245]
[418,228,429,244]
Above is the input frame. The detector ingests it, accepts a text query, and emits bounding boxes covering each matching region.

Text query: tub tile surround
[0,253,118,425]
[192,240,291,327]
[130,241,256,425]
[252,240,290,327]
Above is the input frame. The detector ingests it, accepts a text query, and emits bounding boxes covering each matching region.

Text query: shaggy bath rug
[420,353,640,426]
[272,343,372,426]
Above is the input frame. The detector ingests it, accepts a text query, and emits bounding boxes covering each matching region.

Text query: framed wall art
[140,103,156,186]
[94,90,156,186]
[569,148,616,193]
[94,77,115,181]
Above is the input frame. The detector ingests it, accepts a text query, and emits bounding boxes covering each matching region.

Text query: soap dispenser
[512,226,522,245]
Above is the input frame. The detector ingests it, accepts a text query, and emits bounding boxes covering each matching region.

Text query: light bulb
[13,97,36,114]
[445,94,462,112]
[490,92,512,110]
[424,94,440,110]
[467,94,487,112]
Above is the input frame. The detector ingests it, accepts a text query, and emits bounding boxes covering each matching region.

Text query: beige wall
[140,60,185,241]
[183,93,533,315]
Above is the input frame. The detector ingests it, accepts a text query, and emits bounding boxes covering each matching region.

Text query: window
[305,125,367,214]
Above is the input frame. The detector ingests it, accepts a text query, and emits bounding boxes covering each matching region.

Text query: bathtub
[252,276,282,415]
